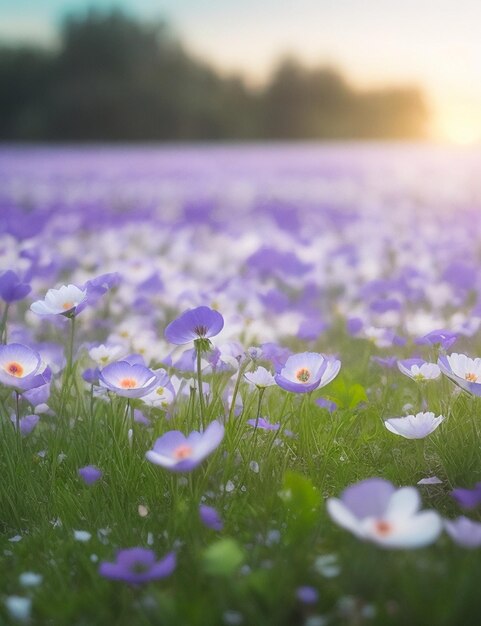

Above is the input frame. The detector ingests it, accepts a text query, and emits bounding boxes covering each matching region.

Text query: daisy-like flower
[88,344,125,367]
[164,306,224,346]
[30,284,87,318]
[145,420,224,472]
[0,344,51,391]
[327,478,442,549]
[98,356,158,398]
[275,352,340,394]
[438,353,481,395]
[244,366,276,389]
[99,548,176,584]
[444,517,481,549]
[384,412,445,440]
[397,359,441,382]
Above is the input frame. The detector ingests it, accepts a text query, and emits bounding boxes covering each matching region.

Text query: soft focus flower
[146,420,224,472]
[244,366,276,389]
[275,352,340,394]
[164,306,224,345]
[246,417,280,431]
[5,596,31,622]
[0,270,31,303]
[78,465,103,486]
[199,504,224,531]
[98,357,158,398]
[74,530,92,542]
[416,329,458,350]
[384,412,445,439]
[88,344,125,366]
[0,343,51,391]
[444,517,481,548]
[296,586,319,604]
[438,353,481,395]
[451,483,481,509]
[99,548,176,584]
[397,359,441,381]
[19,572,43,588]
[30,283,87,317]
[327,478,442,548]
[10,414,40,437]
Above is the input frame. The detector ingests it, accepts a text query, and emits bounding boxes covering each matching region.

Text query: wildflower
[146,420,224,472]
[0,270,31,303]
[30,283,87,317]
[384,412,445,439]
[78,465,103,486]
[438,353,481,395]
[5,596,31,622]
[451,483,481,509]
[444,517,481,548]
[397,359,440,381]
[244,366,276,389]
[275,352,340,394]
[246,417,280,431]
[99,548,176,584]
[296,586,319,605]
[164,306,224,346]
[10,414,40,437]
[98,356,158,398]
[0,343,51,391]
[199,504,224,531]
[327,478,442,548]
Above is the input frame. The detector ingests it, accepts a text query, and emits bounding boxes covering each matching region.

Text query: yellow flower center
[465,372,478,382]
[62,301,74,310]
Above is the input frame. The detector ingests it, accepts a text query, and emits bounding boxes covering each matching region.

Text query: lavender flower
[451,483,481,509]
[146,420,224,472]
[327,478,442,548]
[438,353,481,396]
[444,517,481,548]
[98,357,158,398]
[199,504,224,531]
[99,548,176,584]
[164,306,224,345]
[0,343,51,391]
[10,414,39,437]
[78,465,103,486]
[0,271,31,303]
[275,352,340,394]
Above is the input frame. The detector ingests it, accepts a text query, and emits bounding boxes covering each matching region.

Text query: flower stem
[254,387,266,430]
[195,342,206,430]
[0,304,9,344]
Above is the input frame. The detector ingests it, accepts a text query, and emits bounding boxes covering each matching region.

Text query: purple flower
[327,478,442,548]
[10,414,39,437]
[146,420,224,472]
[78,465,103,486]
[316,397,337,413]
[0,344,51,391]
[296,586,319,604]
[275,352,340,394]
[451,483,481,509]
[438,353,481,396]
[0,271,31,303]
[246,417,280,431]
[199,504,224,531]
[99,548,176,584]
[98,358,158,398]
[416,329,458,350]
[444,517,481,548]
[371,356,398,369]
[164,306,224,345]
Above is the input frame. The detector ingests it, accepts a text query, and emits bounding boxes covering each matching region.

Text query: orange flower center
[296,368,311,383]
[62,301,74,310]
[173,444,192,460]
[119,378,138,389]
[5,361,24,377]
[465,372,478,382]
[374,520,392,536]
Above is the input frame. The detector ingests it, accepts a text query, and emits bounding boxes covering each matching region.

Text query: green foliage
[202,538,245,576]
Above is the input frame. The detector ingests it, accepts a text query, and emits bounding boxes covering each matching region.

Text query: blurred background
[0,0,480,144]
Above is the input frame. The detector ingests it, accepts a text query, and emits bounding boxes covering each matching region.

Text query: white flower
[384,412,445,439]
[327,478,442,549]
[397,359,440,381]
[19,572,43,588]
[74,530,92,542]
[5,596,32,622]
[244,366,276,389]
[88,344,125,366]
[438,353,481,395]
[30,284,87,317]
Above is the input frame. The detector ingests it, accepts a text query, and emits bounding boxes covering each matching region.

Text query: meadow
[1,144,481,626]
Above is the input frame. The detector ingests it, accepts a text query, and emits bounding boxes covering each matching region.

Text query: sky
[1,0,481,144]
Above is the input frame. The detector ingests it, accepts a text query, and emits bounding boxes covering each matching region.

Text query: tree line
[0,10,428,141]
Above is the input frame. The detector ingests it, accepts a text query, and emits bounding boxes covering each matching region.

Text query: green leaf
[202,538,245,576]
[279,471,319,541]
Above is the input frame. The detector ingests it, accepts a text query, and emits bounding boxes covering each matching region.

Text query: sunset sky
[1,0,480,144]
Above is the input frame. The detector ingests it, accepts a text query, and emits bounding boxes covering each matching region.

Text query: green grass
[2,331,481,626]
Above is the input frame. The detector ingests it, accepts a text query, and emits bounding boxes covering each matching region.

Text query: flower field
[1,144,481,625]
